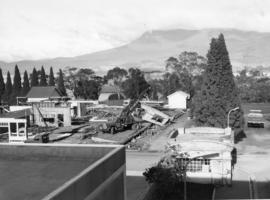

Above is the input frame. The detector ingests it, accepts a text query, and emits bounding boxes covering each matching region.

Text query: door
[57,114,64,127]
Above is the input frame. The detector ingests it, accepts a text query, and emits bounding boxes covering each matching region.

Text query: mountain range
[1,28,270,75]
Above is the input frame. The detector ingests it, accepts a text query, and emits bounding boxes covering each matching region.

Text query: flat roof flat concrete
[0,143,124,200]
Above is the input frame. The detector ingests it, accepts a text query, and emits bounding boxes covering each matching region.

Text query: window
[179,158,210,172]
[10,123,17,136]
[0,122,8,127]
[151,114,163,123]
[43,118,55,123]
[18,123,25,136]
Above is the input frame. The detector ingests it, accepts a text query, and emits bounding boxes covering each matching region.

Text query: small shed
[0,109,31,143]
[167,91,190,109]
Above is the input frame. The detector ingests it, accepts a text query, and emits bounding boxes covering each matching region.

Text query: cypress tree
[57,69,66,96]
[13,64,22,93]
[193,34,243,128]
[31,67,38,87]
[216,34,244,128]
[22,71,30,96]
[49,67,55,86]
[39,66,47,86]
[0,68,5,103]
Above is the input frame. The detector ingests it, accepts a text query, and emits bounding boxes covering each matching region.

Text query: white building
[167,91,190,109]
[0,109,31,143]
[167,127,235,186]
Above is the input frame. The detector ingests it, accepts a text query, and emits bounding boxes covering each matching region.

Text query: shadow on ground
[142,182,213,200]
[126,169,270,199]
[235,129,247,144]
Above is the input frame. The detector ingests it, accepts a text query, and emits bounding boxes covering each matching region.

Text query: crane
[99,86,150,134]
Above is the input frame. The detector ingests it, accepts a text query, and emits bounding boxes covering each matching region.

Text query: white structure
[167,91,190,109]
[69,100,98,117]
[167,127,235,186]
[140,104,171,126]
[0,118,28,143]
[9,106,32,112]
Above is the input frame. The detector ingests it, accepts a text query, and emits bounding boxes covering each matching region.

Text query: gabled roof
[100,85,122,94]
[26,86,63,98]
[167,90,190,98]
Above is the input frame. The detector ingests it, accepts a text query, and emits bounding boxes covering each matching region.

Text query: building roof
[167,90,190,98]
[98,93,124,102]
[0,109,31,119]
[100,85,122,94]
[26,86,63,98]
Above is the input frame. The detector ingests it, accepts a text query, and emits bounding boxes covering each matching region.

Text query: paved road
[215,121,270,199]
[126,151,162,172]
[215,168,251,199]
[148,113,189,152]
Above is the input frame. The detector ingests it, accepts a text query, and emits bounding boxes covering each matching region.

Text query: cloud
[0,0,270,61]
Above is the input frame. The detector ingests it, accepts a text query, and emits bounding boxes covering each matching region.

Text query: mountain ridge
[1,28,270,75]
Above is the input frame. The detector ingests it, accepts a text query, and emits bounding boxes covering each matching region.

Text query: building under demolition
[26,86,72,127]
[32,101,71,127]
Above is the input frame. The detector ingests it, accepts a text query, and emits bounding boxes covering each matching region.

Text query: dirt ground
[139,113,189,152]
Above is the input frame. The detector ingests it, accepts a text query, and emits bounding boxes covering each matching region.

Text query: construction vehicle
[247,110,265,128]
[98,87,150,134]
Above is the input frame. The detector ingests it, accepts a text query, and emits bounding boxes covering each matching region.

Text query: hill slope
[1,28,270,75]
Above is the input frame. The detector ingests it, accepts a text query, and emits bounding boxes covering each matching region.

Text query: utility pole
[227,107,239,128]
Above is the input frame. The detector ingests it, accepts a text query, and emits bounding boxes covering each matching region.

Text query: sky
[0,0,270,62]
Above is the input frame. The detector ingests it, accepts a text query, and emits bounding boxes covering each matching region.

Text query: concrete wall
[9,106,32,112]
[33,106,71,127]
[44,144,126,200]
[0,144,126,200]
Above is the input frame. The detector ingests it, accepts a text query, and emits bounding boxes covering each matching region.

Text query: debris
[140,104,171,126]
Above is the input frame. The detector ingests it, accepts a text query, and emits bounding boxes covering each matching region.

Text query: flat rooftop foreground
[0,144,126,200]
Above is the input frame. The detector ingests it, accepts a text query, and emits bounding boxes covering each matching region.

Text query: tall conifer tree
[49,67,55,86]
[31,67,38,87]
[39,66,47,86]
[193,34,243,128]
[13,65,22,93]
[22,71,30,96]
[57,69,66,96]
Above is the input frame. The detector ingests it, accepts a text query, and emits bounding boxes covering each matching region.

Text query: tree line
[236,69,270,103]
[64,67,150,100]
[0,65,66,105]
[0,33,245,129]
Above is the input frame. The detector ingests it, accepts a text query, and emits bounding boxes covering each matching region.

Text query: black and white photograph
[0,0,269,199]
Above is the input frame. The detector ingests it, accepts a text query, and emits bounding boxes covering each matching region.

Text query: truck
[247,110,265,128]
